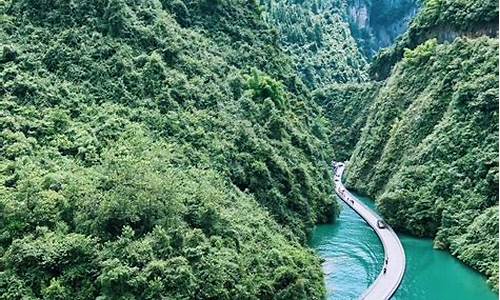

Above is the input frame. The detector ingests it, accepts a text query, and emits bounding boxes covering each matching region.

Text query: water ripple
[310,198,384,300]
[311,195,497,300]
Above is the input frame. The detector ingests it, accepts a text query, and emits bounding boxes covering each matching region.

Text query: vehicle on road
[377,220,387,229]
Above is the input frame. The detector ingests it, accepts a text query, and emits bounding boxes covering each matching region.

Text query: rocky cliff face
[347,0,420,57]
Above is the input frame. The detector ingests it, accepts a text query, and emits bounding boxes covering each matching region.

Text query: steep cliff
[346,0,420,58]
[369,0,498,80]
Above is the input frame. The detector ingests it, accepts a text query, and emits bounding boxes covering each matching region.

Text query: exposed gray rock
[346,0,420,58]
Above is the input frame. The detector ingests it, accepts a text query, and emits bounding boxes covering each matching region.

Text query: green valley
[0,0,498,298]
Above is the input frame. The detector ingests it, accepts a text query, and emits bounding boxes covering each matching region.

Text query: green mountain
[345,0,499,288]
[0,0,497,297]
[0,0,342,298]
[369,0,498,79]
[260,0,368,88]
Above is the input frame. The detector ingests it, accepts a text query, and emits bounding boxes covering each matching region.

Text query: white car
[377,220,387,229]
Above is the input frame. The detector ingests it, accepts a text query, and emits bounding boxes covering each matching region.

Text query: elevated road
[333,162,405,300]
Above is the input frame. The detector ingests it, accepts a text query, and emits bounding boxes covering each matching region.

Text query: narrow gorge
[0,0,497,299]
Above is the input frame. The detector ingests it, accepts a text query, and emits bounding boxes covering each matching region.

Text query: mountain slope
[369,0,498,79]
[313,82,380,161]
[0,0,339,298]
[346,0,420,58]
[346,36,498,288]
[261,0,368,89]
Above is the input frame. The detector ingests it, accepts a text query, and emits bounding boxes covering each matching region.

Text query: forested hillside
[0,0,340,298]
[259,0,420,89]
[313,83,380,161]
[260,0,368,88]
[345,0,499,288]
[260,0,394,161]
[369,0,498,79]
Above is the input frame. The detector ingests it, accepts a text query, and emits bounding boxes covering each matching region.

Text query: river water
[310,193,498,300]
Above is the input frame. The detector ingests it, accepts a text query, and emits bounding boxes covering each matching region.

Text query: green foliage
[346,37,499,287]
[449,206,499,288]
[260,0,368,88]
[0,131,328,299]
[313,82,380,161]
[369,0,498,79]
[0,0,336,298]
[402,38,437,65]
[416,0,498,30]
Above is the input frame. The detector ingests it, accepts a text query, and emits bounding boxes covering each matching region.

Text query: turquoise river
[310,193,498,300]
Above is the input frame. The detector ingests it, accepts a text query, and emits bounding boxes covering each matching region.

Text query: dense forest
[0,0,498,298]
[313,82,380,161]
[260,0,368,88]
[369,0,499,79]
[0,0,344,298]
[345,0,499,289]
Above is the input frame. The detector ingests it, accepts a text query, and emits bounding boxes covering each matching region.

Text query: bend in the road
[333,162,406,300]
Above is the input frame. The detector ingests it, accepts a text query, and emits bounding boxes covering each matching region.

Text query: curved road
[333,162,405,300]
